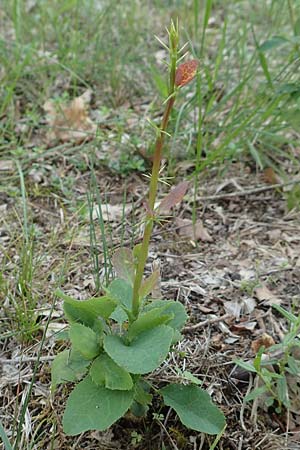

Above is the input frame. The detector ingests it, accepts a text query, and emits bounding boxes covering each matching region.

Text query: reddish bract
[175,59,199,87]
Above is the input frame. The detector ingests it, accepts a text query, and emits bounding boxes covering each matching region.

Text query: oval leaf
[144,300,188,331]
[108,278,133,310]
[104,325,173,374]
[175,60,198,87]
[90,353,133,390]
[56,290,116,326]
[63,376,134,435]
[108,278,133,323]
[160,384,225,435]
[127,306,173,341]
[69,323,100,360]
[51,349,90,391]
[259,36,289,52]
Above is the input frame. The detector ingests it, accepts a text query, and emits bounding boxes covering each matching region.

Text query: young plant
[235,304,300,413]
[51,21,225,437]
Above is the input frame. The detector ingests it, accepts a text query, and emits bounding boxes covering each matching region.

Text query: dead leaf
[263,167,280,185]
[251,333,275,353]
[176,218,213,242]
[255,284,281,306]
[159,181,189,213]
[224,297,256,319]
[91,204,131,222]
[43,89,97,143]
[231,321,257,332]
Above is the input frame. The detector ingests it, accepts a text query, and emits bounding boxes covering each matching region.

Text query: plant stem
[131,36,178,318]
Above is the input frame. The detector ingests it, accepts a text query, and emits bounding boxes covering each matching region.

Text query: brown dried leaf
[251,333,275,353]
[159,181,189,213]
[263,167,280,185]
[176,218,213,242]
[255,284,281,306]
[43,89,97,143]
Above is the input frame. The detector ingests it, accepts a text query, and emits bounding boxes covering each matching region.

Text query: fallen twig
[197,179,300,201]
[183,313,231,332]
[0,355,55,364]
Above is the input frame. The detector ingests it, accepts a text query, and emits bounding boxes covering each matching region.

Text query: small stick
[183,313,231,332]
[0,356,55,364]
[197,179,299,201]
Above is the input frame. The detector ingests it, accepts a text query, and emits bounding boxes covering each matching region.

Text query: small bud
[175,59,199,87]
[169,19,179,51]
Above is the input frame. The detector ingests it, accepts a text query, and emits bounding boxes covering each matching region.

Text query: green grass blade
[0,421,13,450]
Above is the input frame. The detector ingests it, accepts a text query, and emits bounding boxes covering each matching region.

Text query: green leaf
[261,368,282,380]
[110,306,128,324]
[257,50,272,85]
[112,248,135,284]
[282,108,300,132]
[276,377,290,407]
[127,306,173,341]
[287,356,300,375]
[90,353,133,390]
[253,346,265,371]
[56,290,116,326]
[54,329,70,341]
[130,401,148,418]
[0,419,14,450]
[286,185,300,211]
[69,323,100,360]
[265,396,275,407]
[259,36,289,52]
[234,359,257,373]
[51,349,90,391]
[131,380,152,418]
[108,279,133,309]
[247,141,264,170]
[133,380,152,406]
[63,376,134,435]
[245,385,268,402]
[144,300,188,332]
[160,384,225,435]
[104,325,173,374]
[181,370,202,386]
[294,18,300,36]
[272,304,298,324]
[108,278,132,323]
